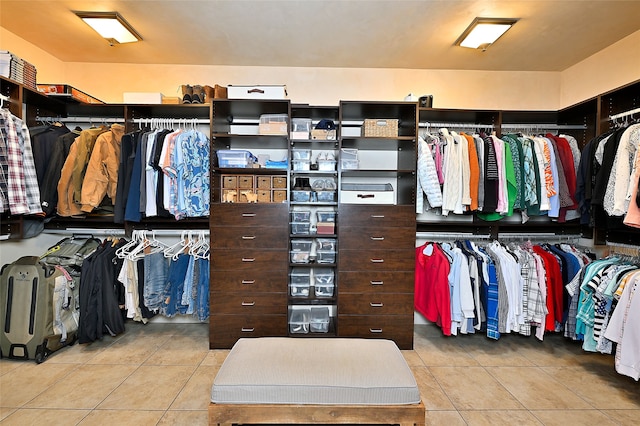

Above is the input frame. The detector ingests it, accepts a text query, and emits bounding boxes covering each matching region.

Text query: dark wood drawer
[211,293,287,315]
[213,203,288,226]
[338,205,415,228]
[337,315,414,349]
[338,271,414,293]
[209,314,287,349]
[211,249,287,270]
[211,270,287,293]
[211,226,288,249]
[339,226,415,250]
[338,292,414,315]
[338,249,414,271]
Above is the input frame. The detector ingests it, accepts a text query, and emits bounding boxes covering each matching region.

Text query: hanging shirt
[0,109,43,215]
[415,243,452,336]
[416,135,443,213]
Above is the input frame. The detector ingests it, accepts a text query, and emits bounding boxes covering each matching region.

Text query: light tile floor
[1,323,639,425]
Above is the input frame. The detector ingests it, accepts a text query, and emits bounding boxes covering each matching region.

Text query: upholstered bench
[209,337,425,426]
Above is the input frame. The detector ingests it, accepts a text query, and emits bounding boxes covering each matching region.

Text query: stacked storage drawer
[210,203,289,349]
[337,205,415,349]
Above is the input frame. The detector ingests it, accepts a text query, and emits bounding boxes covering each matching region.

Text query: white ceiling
[2,0,640,72]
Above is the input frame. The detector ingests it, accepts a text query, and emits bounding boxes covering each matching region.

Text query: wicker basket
[362,119,398,137]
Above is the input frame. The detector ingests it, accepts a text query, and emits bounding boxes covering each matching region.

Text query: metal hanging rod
[497,232,582,241]
[500,123,586,130]
[419,122,494,129]
[605,241,640,258]
[610,107,640,121]
[133,117,210,124]
[36,115,125,123]
[416,232,491,240]
[44,228,209,237]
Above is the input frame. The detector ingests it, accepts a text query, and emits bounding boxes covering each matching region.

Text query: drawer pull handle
[370,302,384,307]
[370,258,384,263]
[242,235,256,240]
[370,280,384,285]
[369,328,383,333]
[242,258,255,262]
[241,280,255,284]
[241,327,255,332]
[241,301,255,306]
[242,213,256,217]
[370,214,385,218]
[370,236,385,241]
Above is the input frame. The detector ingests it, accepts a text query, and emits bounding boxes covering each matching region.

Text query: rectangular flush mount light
[74,11,142,44]
[455,17,518,50]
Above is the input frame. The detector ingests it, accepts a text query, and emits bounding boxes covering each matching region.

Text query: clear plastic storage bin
[292,149,312,161]
[315,190,336,202]
[289,270,311,297]
[217,150,254,168]
[317,160,337,171]
[290,222,311,235]
[259,114,288,135]
[316,211,336,223]
[292,160,311,171]
[292,190,312,202]
[340,148,359,170]
[289,308,311,334]
[291,118,312,139]
[316,250,336,264]
[291,211,311,222]
[310,307,330,333]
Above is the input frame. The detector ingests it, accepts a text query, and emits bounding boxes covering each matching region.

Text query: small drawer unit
[221,174,287,203]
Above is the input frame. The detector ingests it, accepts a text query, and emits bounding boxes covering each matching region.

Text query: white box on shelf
[227,85,287,99]
[341,183,395,204]
[123,92,163,104]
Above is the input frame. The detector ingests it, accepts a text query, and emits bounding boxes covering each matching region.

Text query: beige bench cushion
[211,337,420,405]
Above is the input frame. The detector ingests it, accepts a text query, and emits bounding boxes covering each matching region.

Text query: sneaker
[323,179,336,190]
[311,179,326,191]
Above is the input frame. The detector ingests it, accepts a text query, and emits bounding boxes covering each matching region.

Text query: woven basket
[362,119,399,137]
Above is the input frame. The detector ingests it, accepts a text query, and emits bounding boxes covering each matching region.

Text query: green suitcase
[0,256,77,362]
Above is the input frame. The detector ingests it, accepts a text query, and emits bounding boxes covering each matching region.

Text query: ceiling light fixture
[74,11,142,45]
[455,17,518,51]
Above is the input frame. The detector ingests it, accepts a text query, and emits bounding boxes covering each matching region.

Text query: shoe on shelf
[317,152,327,161]
[311,179,326,191]
[180,85,193,104]
[192,85,205,103]
[326,152,335,161]
[323,179,336,190]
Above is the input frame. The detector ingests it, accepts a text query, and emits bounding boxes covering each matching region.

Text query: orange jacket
[80,124,125,212]
[57,138,84,217]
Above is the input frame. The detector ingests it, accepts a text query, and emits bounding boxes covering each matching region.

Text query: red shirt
[533,245,564,331]
[415,243,452,335]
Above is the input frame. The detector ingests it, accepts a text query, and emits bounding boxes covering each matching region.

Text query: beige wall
[2,26,639,110]
[0,27,66,83]
[561,29,640,107]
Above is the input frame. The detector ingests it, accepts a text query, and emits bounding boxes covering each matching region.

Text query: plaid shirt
[0,110,43,215]
[1,109,27,213]
[0,125,8,212]
[16,116,43,214]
